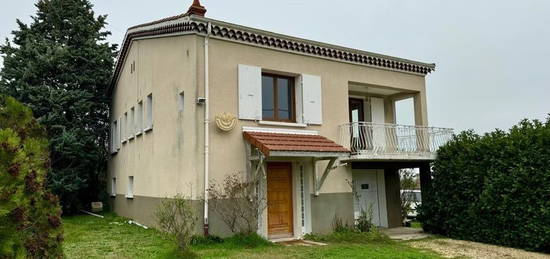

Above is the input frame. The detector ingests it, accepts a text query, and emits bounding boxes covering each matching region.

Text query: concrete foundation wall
[310,193,354,234]
[111,195,234,237]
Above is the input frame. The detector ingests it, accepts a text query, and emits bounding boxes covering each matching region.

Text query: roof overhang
[108,14,436,96]
[243,130,350,158]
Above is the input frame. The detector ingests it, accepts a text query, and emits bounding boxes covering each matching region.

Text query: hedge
[0,95,64,258]
[418,118,550,253]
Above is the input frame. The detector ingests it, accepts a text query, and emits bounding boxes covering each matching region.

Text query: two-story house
[108,0,453,240]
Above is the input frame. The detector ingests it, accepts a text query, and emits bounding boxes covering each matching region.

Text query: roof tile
[243,131,349,157]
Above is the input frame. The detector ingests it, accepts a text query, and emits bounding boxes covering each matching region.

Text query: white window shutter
[238,64,262,120]
[301,74,323,125]
[370,97,386,148]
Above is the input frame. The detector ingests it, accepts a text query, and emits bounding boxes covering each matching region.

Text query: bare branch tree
[208,172,267,234]
[154,194,197,253]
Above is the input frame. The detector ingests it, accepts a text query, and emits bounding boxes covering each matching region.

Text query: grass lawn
[63,213,442,259]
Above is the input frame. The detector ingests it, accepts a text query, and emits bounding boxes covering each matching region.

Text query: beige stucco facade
[108,15,438,237]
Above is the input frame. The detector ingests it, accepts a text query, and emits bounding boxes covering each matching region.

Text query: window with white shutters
[261,73,296,122]
[237,65,323,125]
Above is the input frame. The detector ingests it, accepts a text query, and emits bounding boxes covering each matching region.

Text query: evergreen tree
[0,0,117,212]
[0,95,64,258]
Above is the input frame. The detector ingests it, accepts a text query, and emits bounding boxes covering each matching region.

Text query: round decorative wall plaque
[215,112,237,132]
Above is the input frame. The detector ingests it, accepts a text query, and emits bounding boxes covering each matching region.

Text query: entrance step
[382,227,432,241]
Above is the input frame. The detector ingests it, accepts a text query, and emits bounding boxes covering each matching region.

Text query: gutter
[203,21,212,236]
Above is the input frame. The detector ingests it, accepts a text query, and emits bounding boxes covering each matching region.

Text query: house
[107,0,453,239]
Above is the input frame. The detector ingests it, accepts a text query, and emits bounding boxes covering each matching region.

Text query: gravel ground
[409,238,550,259]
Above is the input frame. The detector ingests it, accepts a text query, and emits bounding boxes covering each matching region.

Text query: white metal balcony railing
[338,122,454,160]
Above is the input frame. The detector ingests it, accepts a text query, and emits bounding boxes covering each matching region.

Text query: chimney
[186,0,207,17]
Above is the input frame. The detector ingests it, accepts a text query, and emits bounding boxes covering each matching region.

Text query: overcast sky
[1,0,549,133]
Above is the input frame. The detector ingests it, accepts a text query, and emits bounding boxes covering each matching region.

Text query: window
[178,91,185,112]
[117,116,122,149]
[111,120,118,154]
[261,74,295,122]
[126,176,134,198]
[111,177,117,197]
[129,107,135,140]
[122,112,128,143]
[136,101,143,136]
[145,94,153,131]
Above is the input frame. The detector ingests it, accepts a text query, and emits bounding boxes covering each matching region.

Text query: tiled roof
[243,131,350,157]
[109,14,436,95]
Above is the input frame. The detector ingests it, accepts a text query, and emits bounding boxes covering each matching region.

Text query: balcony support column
[413,91,428,127]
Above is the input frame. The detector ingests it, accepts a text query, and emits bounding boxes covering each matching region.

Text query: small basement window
[111,177,117,197]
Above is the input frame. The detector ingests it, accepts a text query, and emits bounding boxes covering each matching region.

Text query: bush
[346,179,376,232]
[155,194,197,254]
[356,204,375,233]
[307,213,387,244]
[0,95,63,258]
[208,172,266,234]
[418,118,550,252]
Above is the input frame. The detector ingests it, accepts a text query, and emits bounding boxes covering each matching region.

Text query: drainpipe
[203,21,212,236]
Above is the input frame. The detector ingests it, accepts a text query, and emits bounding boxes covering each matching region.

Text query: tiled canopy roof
[243,131,349,157]
[109,13,436,95]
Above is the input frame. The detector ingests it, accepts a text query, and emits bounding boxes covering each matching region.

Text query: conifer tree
[0,95,64,258]
[0,0,117,212]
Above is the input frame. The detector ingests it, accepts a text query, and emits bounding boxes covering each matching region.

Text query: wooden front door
[267,162,294,238]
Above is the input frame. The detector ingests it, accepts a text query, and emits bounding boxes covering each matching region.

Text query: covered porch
[344,82,453,161]
[242,127,351,240]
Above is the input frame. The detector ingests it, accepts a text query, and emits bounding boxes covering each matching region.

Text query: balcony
[338,122,454,161]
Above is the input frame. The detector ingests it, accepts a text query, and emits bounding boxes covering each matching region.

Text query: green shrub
[418,118,550,252]
[307,213,388,244]
[331,214,353,233]
[356,204,375,233]
[0,95,63,258]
